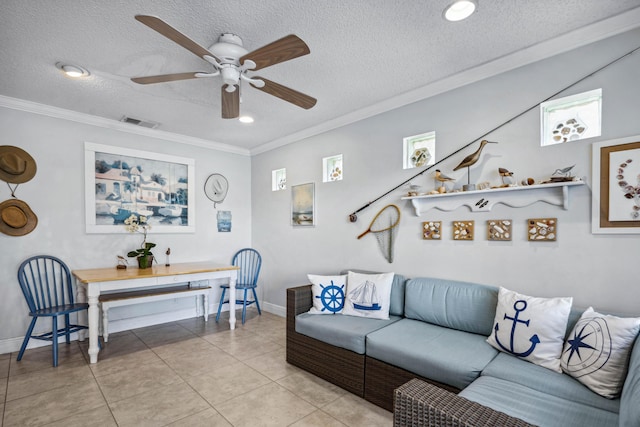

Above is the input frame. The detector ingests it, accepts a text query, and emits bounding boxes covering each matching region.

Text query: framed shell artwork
[453,220,474,240]
[528,218,557,241]
[422,221,442,240]
[487,220,512,241]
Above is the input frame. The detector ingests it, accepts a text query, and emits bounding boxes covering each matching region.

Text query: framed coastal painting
[592,135,640,234]
[84,142,195,234]
[291,182,315,226]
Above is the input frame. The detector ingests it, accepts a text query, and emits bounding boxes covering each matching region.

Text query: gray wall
[251,28,640,316]
[0,109,252,343]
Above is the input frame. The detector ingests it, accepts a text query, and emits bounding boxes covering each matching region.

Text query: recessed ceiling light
[239,116,254,124]
[443,0,477,22]
[55,62,90,78]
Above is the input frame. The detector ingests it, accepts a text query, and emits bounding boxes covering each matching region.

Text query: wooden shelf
[401,181,585,215]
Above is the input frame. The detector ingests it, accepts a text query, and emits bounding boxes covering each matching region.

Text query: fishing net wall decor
[357,204,401,263]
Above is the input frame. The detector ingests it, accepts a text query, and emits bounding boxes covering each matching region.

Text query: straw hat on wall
[0,146,37,184]
[0,199,38,236]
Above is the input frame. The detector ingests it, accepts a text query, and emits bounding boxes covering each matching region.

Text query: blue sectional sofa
[286,275,640,427]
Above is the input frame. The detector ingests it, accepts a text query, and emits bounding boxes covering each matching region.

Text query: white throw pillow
[342,271,394,320]
[307,274,347,315]
[561,307,640,398]
[487,287,573,373]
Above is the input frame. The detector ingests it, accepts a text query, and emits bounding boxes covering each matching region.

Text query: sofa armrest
[393,379,535,427]
[286,285,312,333]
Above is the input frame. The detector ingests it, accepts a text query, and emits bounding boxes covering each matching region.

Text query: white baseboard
[0,302,285,355]
[262,302,285,317]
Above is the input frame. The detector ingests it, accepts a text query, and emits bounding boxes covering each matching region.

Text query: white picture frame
[84,142,195,234]
[591,135,640,234]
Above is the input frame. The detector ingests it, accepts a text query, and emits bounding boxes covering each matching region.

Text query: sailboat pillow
[308,274,347,315]
[342,271,395,320]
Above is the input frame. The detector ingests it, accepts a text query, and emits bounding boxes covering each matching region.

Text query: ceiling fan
[130,15,317,119]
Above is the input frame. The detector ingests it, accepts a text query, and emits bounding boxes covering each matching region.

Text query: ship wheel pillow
[487,287,573,373]
[308,274,347,315]
[342,271,394,320]
[560,307,640,398]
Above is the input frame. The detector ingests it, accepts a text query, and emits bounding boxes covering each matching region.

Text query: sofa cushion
[560,307,640,398]
[295,312,401,354]
[403,277,498,335]
[307,274,347,314]
[487,287,572,373]
[482,352,620,414]
[460,376,619,427]
[366,318,498,390]
[342,271,394,320]
[620,334,640,427]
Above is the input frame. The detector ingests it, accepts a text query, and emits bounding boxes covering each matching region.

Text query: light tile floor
[0,311,392,426]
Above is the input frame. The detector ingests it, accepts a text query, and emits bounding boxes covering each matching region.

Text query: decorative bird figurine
[435,169,456,183]
[453,140,498,190]
[434,169,456,193]
[498,167,514,186]
[453,140,499,171]
[552,164,575,177]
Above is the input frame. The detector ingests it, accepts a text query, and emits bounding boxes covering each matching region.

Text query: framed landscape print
[84,142,195,234]
[592,135,640,234]
[291,182,315,226]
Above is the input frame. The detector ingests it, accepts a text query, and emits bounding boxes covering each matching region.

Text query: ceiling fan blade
[251,77,317,110]
[240,35,310,71]
[221,85,240,119]
[135,15,220,62]
[131,72,202,85]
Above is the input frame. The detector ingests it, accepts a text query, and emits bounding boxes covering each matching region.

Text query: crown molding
[251,7,640,155]
[0,95,251,156]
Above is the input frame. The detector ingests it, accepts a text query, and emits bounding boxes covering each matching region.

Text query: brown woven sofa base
[393,379,536,427]
[286,285,365,396]
[365,356,460,412]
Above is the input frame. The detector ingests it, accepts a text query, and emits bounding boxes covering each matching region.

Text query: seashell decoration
[453,220,474,240]
[422,221,442,240]
[487,219,512,241]
[527,218,557,241]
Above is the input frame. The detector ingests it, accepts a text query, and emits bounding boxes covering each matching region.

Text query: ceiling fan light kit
[443,0,478,22]
[131,15,316,119]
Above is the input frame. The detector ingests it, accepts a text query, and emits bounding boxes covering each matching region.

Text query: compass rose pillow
[308,274,347,315]
[342,271,394,320]
[487,287,572,373]
[560,307,640,398]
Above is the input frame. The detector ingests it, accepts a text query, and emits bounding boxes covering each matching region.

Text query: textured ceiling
[1,1,640,154]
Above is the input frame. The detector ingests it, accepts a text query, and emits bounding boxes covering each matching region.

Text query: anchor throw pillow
[487,287,573,373]
[342,271,394,320]
[308,274,347,315]
[560,307,640,398]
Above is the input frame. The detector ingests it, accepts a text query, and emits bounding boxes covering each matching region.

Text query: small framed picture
[487,220,512,241]
[453,220,474,240]
[422,221,442,240]
[527,218,557,241]
[291,183,315,226]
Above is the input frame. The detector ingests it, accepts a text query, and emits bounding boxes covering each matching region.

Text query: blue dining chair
[17,255,89,367]
[216,248,262,325]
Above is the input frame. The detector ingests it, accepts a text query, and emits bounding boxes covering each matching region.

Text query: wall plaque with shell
[422,221,442,240]
[528,218,557,241]
[453,220,474,240]
[487,219,512,241]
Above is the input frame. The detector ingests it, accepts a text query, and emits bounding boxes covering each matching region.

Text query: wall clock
[205,173,229,208]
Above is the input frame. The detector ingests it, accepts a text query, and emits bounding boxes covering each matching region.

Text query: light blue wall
[251,28,640,315]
